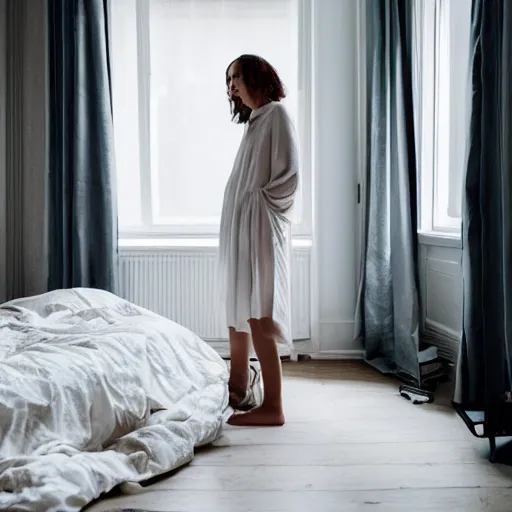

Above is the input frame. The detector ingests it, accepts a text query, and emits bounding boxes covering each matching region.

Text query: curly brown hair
[226,54,286,124]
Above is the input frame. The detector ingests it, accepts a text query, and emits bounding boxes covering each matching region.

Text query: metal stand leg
[489,436,497,463]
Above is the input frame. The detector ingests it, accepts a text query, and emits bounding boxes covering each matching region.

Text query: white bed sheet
[0,288,230,511]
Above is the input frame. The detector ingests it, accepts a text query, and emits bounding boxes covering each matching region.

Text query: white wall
[0,0,6,304]
[418,237,462,362]
[312,0,360,352]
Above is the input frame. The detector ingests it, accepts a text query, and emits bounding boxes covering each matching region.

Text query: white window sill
[418,231,462,249]
[119,237,313,250]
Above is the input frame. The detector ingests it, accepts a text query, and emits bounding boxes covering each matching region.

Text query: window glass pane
[433,0,471,231]
[149,0,299,225]
[433,0,452,229]
[446,0,471,220]
[111,0,143,227]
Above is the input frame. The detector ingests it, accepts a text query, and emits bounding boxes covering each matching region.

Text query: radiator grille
[119,247,311,341]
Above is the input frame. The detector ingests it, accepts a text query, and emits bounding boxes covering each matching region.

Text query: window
[414,0,472,235]
[110,0,312,237]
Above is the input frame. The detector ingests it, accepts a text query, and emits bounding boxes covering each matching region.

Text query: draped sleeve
[260,104,299,219]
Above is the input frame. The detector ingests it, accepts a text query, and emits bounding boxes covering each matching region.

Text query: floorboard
[87,361,512,512]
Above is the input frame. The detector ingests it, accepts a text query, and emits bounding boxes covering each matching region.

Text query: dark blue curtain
[47,0,118,293]
[355,0,421,385]
[454,0,512,408]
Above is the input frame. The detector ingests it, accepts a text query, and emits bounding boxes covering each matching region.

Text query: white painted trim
[308,0,321,355]
[418,233,463,355]
[417,0,436,233]
[206,340,365,361]
[296,0,313,238]
[135,0,152,227]
[119,237,313,249]
[418,231,462,248]
[309,350,365,361]
[355,0,367,272]
[352,0,367,347]
[207,340,295,358]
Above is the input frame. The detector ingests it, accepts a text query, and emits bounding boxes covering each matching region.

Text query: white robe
[218,101,299,345]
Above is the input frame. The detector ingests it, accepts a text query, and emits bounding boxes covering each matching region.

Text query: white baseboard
[207,340,294,359]
[207,340,365,361]
[308,350,365,360]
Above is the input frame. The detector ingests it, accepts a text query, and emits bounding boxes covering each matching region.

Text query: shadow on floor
[486,438,512,466]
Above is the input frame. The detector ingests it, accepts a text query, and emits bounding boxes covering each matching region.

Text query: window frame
[115,0,313,240]
[416,0,468,237]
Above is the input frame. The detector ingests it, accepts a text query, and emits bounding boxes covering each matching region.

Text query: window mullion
[296,0,312,237]
[136,0,153,227]
[433,0,444,231]
[418,0,436,233]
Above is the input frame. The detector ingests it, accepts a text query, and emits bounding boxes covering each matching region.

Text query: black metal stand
[453,403,508,463]
[489,435,497,463]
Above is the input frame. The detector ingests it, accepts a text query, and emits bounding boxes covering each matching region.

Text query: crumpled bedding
[0,288,230,511]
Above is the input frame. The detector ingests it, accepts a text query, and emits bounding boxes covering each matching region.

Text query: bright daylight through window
[110,0,309,237]
[416,0,472,235]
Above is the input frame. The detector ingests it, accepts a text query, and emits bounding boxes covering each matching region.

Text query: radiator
[119,247,311,341]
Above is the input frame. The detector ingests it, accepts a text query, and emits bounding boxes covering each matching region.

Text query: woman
[218,54,299,426]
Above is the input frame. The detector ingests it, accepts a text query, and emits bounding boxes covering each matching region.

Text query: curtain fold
[4,0,49,302]
[355,0,420,384]
[454,0,512,408]
[47,0,118,293]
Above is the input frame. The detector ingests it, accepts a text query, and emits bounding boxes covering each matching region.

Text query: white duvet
[0,288,231,511]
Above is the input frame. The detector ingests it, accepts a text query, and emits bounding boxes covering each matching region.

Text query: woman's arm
[261,105,299,218]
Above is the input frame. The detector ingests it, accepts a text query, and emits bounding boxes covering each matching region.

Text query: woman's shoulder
[270,101,290,118]
[269,102,297,139]
[269,102,294,128]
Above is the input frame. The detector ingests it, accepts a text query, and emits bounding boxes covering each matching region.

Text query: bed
[0,287,231,511]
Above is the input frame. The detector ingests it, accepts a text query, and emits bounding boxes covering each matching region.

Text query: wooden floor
[87,361,512,512]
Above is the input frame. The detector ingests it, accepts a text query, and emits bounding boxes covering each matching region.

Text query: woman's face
[226,61,249,105]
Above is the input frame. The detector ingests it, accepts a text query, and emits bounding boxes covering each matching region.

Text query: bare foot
[227,405,285,427]
[228,387,244,408]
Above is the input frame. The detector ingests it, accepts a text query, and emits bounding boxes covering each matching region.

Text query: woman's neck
[245,96,271,111]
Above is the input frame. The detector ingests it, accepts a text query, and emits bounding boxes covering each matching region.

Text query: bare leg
[228,327,251,407]
[228,318,285,426]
